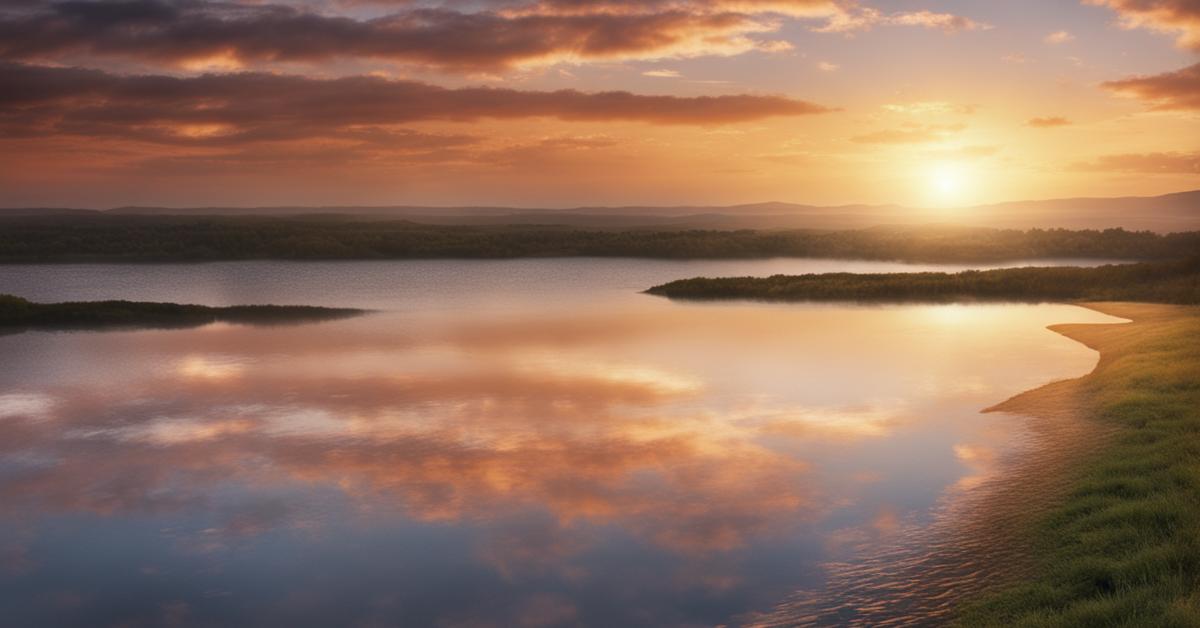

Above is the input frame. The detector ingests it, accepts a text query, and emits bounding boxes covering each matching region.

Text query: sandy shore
[752,302,1185,627]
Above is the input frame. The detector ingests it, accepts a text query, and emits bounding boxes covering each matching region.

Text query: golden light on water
[176,355,247,380]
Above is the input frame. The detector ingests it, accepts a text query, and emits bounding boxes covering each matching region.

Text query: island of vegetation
[646,257,1200,305]
[0,294,365,332]
[2,214,1199,263]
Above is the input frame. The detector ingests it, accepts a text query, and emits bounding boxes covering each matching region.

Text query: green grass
[0,293,364,331]
[957,305,1200,627]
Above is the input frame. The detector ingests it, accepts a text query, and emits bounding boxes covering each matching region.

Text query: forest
[1,214,1198,263]
[646,257,1200,304]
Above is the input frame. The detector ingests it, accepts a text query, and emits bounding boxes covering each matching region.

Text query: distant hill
[0,207,102,217]
[4,190,1197,232]
[956,191,1200,232]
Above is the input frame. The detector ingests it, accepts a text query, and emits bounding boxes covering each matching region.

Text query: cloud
[0,0,810,71]
[851,123,966,144]
[642,69,682,77]
[816,60,839,72]
[757,38,796,52]
[0,1,990,73]
[886,10,992,32]
[1085,0,1200,50]
[1027,116,1072,127]
[881,101,978,115]
[813,8,991,34]
[0,311,831,560]
[1070,150,1200,173]
[510,0,842,18]
[0,62,832,146]
[1044,30,1075,44]
[1101,62,1200,110]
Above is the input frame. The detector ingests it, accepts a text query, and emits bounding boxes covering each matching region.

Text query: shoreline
[959,301,1200,625]
[753,302,1183,626]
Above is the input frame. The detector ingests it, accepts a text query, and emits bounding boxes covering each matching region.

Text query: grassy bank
[0,294,364,332]
[2,214,1198,263]
[646,258,1200,304]
[959,302,1200,626]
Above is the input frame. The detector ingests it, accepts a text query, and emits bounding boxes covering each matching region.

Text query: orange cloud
[0,359,816,558]
[888,10,992,32]
[1086,0,1200,50]
[0,62,831,147]
[814,7,990,33]
[1027,116,1072,127]
[1102,62,1200,110]
[882,101,978,115]
[1044,30,1076,44]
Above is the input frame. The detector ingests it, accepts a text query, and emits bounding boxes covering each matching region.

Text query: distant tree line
[0,214,1197,263]
[646,257,1200,305]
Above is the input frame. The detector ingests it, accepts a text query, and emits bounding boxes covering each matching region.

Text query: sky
[0,0,1197,208]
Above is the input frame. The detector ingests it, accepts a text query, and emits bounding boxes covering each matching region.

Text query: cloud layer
[0,0,990,71]
[0,61,831,146]
[0,1,783,70]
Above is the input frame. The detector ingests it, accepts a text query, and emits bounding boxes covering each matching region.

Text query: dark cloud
[0,0,996,71]
[0,61,832,145]
[0,0,796,71]
[1102,62,1200,110]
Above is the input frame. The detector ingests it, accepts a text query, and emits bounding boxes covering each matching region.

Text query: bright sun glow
[927,162,970,204]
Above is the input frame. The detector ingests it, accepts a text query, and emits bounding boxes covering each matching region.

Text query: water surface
[0,259,1122,627]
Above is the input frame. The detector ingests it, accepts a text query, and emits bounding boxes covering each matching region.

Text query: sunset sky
[1,0,1198,208]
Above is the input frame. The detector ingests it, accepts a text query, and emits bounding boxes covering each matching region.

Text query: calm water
[0,259,1123,627]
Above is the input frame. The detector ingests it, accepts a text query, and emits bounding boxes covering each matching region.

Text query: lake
[0,258,1124,627]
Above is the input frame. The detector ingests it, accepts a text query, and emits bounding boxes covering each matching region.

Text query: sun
[921,160,979,207]
[927,162,969,203]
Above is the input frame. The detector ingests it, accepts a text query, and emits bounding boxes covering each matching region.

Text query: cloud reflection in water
[0,300,1116,626]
